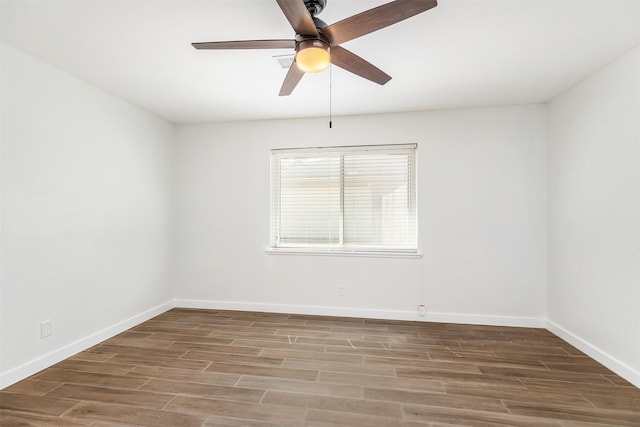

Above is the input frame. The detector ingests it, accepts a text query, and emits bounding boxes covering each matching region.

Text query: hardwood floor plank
[88,422,148,426]
[231,338,326,352]
[105,336,175,349]
[64,402,206,427]
[139,378,265,402]
[262,390,404,418]
[364,356,481,374]
[132,325,215,337]
[521,377,640,398]
[138,320,204,330]
[0,409,92,426]
[180,350,284,367]
[583,393,640,412]
[126,365,240,386]
[46,383,174,409]
[363,387,509,413]
[109,353,212,371]
[281,358,397,376]
[205,362,318,381]
[477,365,614,385]
[260,348,363,364]
[605,374,638,387]
[0,392,79,416]
[144,333,238,346]
[270,324,334,333]
[202,415,291,427]
[491,351,593,365]
[542,361,616,374]
[88,343,187,359]
[403,403,564,426]
[304,408,405,427]
[235,375,363,398]
[200,329,284,341]
[33,369,148,390]
[443,381,595,408]
[167,341,263,355]
[323,345,434,360]
[427,349,548,369]
[319,371,445,393]
[2,379,63,396]
[165,395,306,425]
[395,367,527,389]
[505,401,640,426]
[300,336,395,349]
[70,352,117,362]
[51,359,136,376]
[362,333,447,344]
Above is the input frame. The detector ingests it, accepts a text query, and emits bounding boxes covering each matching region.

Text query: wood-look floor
[1,308,639,427]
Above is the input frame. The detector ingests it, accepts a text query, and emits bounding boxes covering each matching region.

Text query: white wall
[0,44,175,387]
[2,37,638,390]
[174,105,547,325]
[547,45,640,386]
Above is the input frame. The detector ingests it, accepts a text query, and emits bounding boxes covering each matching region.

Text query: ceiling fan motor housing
[296,38,329,53]
[304,0,327,17]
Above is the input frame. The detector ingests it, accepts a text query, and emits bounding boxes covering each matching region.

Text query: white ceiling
[2,0,639,124]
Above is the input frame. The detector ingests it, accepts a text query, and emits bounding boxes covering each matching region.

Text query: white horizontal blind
[271,145,417,252]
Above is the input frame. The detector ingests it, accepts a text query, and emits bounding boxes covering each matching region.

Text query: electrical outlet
[337,286,344,297]
[418,304,426,316]
[40,320,53,339]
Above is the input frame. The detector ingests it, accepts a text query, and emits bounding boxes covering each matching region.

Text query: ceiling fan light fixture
[295,39,330,73]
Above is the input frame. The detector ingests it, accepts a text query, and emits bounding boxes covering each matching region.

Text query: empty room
[1,0,639,426]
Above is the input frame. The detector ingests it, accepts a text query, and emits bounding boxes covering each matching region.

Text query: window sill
[265,248,422,259]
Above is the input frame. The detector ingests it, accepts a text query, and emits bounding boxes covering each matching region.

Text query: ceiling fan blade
[275,0,318,36]
[192,40,295,50]
[330,46,391,85]
[279,62,305,96]
[323,0,437,46]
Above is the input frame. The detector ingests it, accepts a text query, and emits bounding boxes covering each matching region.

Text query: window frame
[268,144,420,258]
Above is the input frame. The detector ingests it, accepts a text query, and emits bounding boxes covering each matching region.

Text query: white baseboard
[0,300,174,389]
[547,320,640,389]
[174,299,546,328]
[424,311,546,328]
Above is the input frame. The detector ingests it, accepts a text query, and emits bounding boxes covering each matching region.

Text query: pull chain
[329,64,333,129]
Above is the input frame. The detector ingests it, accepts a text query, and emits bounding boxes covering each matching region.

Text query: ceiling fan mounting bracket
[304,0,327,17]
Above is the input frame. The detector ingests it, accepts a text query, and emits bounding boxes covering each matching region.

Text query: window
[270,144,417,254]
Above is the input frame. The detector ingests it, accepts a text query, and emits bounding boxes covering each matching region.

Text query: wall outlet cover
[40,320,53,338]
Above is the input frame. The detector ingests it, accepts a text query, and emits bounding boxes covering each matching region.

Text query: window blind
[271,144,417,253]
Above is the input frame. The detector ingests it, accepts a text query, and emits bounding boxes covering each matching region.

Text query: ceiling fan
[192,0,438,96]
